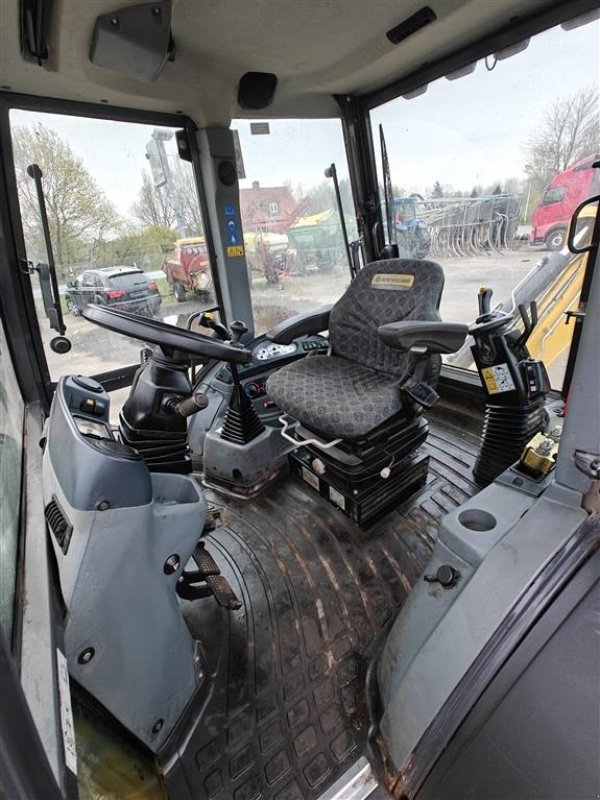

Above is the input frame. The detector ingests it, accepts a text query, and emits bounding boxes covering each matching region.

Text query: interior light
[446,63,477,81]
[493,38,530,61]
[402,85,428,100]
[562,10,600,30]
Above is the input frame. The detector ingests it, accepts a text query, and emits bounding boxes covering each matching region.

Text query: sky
[9,16,600,219]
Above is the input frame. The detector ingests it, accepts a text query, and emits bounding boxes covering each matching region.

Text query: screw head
[152,718,164,734]
[78,647,95,665]
[163,554,181,575]
[96,500,110,511]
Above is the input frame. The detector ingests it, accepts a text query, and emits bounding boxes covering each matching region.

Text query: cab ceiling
[1,0,562,125]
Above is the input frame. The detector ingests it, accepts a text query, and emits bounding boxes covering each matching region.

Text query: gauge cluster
[253,341,298,362]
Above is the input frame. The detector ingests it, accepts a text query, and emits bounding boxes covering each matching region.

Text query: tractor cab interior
[0,2,599,800]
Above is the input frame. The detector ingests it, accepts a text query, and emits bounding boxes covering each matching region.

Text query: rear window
[107,272,147,288]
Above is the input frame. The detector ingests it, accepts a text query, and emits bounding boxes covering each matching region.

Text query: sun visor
[90,0,175,82]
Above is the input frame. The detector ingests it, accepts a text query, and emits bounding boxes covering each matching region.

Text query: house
[239,181,302,233]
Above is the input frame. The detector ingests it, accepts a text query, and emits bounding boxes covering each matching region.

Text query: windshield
[371,16,600,389]
[234,119,357,335]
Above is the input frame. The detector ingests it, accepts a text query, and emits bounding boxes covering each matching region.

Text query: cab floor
[162,417,480,800]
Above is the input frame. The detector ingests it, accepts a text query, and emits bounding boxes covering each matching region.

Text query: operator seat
[267,259,452,440]
[265,259,468,524]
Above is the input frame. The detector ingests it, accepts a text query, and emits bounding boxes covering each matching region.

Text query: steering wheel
[82,305,252,364]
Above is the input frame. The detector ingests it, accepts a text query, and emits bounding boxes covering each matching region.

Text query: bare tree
[525,86,599,186]
[12,123,117,270]
[131,169,175,229]
[172,162,204,236]
[132,163,204,236]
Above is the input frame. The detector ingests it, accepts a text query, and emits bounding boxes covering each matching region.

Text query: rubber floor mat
[160,420,479,800]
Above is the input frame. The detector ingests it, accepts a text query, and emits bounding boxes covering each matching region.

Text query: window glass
[370,17,599,388]
[10,110,212,385]
[234,119,357,335]
[543,187,567,204]
[0,318,24,640]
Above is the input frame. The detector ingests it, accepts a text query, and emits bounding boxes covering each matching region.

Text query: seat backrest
[329,259,445,378]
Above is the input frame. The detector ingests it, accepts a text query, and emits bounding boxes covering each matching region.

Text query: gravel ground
[41,245,565,389]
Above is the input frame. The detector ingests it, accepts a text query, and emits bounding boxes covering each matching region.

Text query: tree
[132,162,204,236]
[12,123,117,271]
[431,181,444,198]
[132,169,175,229]
[525,86,599,187]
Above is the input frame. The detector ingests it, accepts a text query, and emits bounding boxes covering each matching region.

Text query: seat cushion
[267,355,403,439]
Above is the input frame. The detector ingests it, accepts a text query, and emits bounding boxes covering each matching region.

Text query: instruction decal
[371,273,415,290]
[227,245,245,258]
[301,466,319,491]
[481,363,516,394]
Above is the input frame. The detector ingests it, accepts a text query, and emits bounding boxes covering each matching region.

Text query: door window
[9,110,211,385]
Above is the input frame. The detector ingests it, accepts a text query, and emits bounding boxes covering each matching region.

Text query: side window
[0,317,24,640]
[81,273,94,287]
[370,15,600,389]
[543,187,566,204]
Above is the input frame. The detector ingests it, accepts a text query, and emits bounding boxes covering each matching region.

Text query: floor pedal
[176,543,242,610]
[205,574,242,610]
[192,542,220,575]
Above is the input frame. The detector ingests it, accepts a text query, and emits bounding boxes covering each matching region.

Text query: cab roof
[0,0,575,125]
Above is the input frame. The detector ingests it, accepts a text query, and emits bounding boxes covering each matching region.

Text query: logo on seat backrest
[371,273,415,290]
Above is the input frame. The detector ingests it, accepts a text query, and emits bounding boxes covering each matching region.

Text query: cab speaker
[238,72,278,110]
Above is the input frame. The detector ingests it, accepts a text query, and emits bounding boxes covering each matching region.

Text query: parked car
[162,237,212,301]
[530,153,600,250]
[65,266,162,317]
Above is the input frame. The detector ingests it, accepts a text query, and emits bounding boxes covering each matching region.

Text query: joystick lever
[477,286,493,318]
[230,319,248,344]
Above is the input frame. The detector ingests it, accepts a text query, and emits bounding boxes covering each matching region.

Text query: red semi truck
[530,153,600,250]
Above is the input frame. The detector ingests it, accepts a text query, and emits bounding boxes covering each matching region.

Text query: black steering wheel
[82,305,252,364]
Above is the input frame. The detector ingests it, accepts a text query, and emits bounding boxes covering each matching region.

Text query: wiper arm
[27,164,68,340]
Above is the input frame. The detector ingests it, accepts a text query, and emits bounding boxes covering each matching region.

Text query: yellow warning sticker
[371,273,415,290]
[227,245,245,258]
[481,364,516,394]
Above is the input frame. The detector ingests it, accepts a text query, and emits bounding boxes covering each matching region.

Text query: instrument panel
[253,341,297,362]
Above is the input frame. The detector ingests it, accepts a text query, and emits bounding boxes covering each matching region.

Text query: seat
[265,259,468,524]
[267,259,446,440]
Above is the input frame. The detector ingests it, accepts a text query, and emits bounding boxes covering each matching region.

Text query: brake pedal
[205,574,242,610]
[193,542,220,575]
[176,543,242,610]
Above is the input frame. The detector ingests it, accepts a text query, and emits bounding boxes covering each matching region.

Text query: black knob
[230,320,248,343]
[424,564,460,589]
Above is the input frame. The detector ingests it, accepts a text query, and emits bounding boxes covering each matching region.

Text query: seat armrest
[378,321,468,354]
[266,305,333,345]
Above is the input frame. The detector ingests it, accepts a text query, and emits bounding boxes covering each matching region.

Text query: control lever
[477,286,493,317]
[196,312,230,342]
[230,319,248,343]
[516,301,538,347]
[166,392,209,418]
